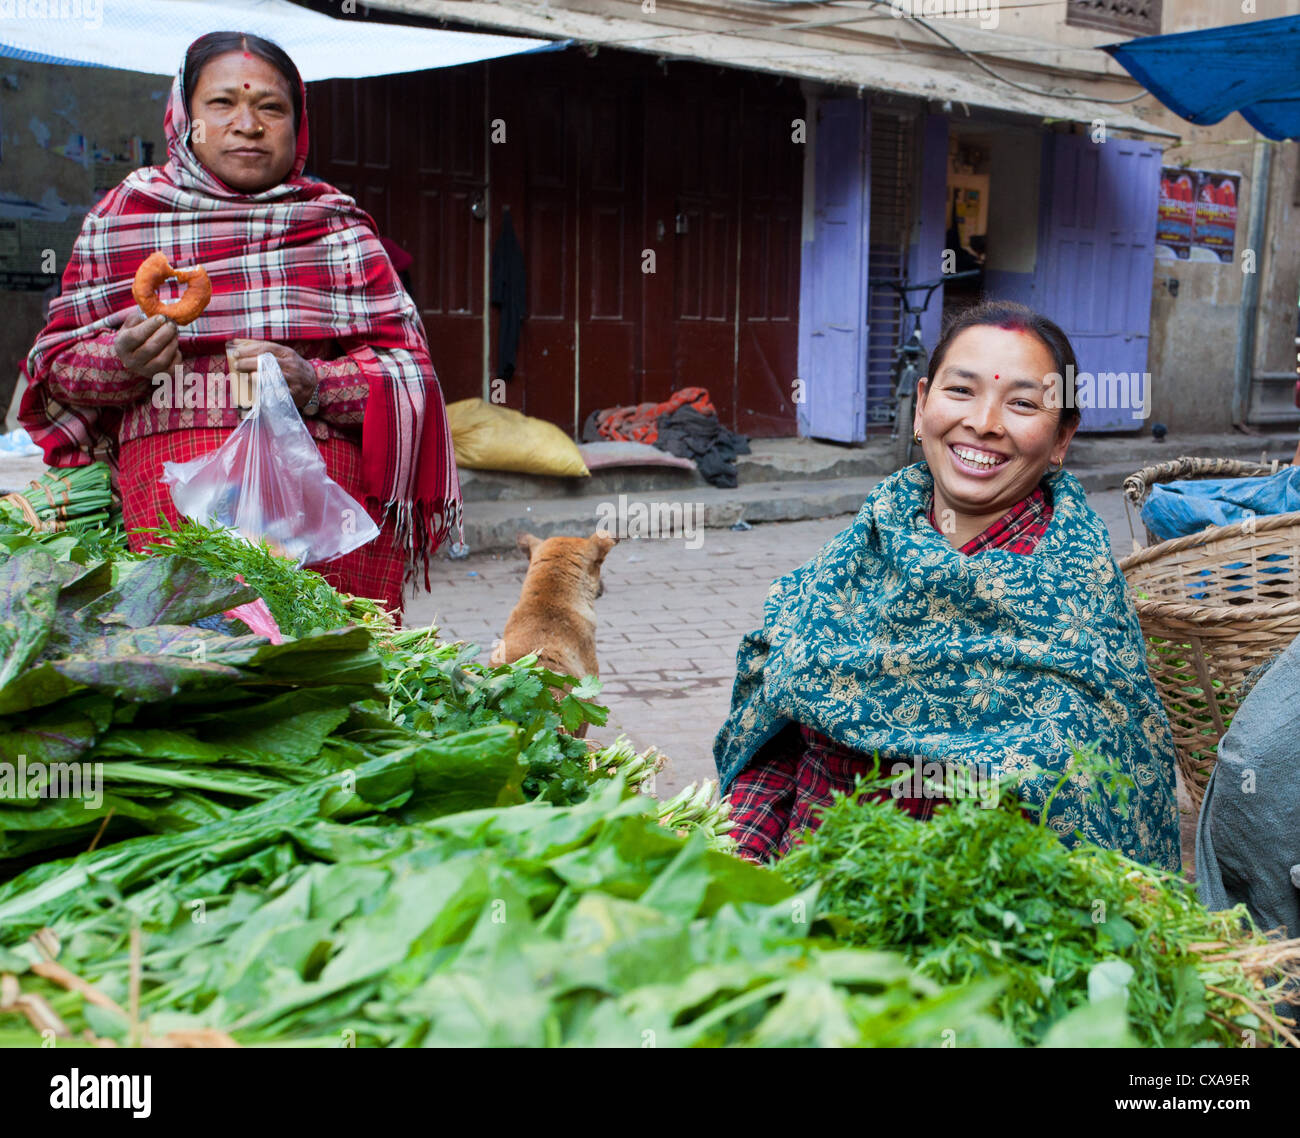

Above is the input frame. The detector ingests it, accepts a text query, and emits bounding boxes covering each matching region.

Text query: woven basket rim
[1118,509,1300,570]
[1130,597,1300,623]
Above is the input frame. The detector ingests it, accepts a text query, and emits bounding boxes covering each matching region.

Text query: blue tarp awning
[1103,15,1300,141]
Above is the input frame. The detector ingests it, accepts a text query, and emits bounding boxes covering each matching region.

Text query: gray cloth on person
[1195,631,1300,938]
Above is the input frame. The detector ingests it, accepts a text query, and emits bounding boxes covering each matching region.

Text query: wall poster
[1156,167,1240,263]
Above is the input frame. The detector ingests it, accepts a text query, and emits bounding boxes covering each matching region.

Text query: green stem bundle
[0,463,112,531]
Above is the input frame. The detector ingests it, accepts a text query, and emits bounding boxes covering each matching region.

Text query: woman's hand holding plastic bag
[161,352,380,566]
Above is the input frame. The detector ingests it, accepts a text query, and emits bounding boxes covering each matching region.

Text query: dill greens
[140,517,362,637]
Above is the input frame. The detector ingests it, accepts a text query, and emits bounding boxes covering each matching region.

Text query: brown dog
[490,531,616,734]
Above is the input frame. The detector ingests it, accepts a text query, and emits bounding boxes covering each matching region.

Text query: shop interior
[944,131,991,319]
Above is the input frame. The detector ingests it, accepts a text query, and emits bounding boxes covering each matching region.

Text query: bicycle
[868,271,981,469]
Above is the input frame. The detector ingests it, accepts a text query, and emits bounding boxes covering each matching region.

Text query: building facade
[3,0,1297,441]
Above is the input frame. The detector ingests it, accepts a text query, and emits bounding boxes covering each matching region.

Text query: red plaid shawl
[19,57,462,581]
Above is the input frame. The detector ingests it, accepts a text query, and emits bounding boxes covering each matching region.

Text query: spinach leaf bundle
[0,545,388,870]
[0,773,1034,1048]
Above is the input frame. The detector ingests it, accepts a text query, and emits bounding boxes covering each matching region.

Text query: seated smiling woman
[714,300,1181,870]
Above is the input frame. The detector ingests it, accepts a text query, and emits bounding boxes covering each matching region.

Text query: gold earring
[913,431,922,445]
[1049,457,1063,472]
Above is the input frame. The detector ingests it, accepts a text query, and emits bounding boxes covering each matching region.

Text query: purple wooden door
[1038,133,1161,430]
[797,98,868,442]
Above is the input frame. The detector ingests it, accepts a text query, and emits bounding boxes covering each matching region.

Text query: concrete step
[1062,430,1296,475]
[460,463,704,503]
[736,437,893,482]
[459,429,1298,505]
[460,436,892,503]
[455,431,1298,554]
[456,464,1157,555]
[458,476,880,553]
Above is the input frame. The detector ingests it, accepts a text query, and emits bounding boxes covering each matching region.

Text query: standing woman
[19,32,461,618]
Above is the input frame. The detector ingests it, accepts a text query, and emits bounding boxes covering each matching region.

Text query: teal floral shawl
[713,464,1181,870]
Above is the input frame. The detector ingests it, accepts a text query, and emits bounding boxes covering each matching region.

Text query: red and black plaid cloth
[927,482,1053,555]
[18,49,461,583]
[728,482,1054,863]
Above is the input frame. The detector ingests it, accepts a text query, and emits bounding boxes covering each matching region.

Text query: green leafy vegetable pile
[0,757,1058,1048]
[0,544,405,869]
[138,520,611,803]
[1,515,1292,1048]
[0,522,614,872]
[0,522,1032,1048]
[778,759,1299,1047]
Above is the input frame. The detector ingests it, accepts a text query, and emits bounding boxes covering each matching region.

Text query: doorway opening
[944,132,990,321]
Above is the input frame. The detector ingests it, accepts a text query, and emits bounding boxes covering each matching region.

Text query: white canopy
[0,0,561,79]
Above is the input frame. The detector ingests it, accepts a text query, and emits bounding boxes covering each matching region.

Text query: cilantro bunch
[381,629,607,804]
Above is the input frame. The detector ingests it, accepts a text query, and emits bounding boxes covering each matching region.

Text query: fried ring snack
[132,251,212,325]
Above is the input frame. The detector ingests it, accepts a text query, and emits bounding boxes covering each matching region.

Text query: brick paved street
[406,483,1141,795]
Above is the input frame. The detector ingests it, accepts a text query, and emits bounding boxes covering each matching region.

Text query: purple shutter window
[798,99,868,442]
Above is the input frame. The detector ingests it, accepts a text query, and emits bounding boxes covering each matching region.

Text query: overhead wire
[543,0,1156,108]
[857,0,1151,103]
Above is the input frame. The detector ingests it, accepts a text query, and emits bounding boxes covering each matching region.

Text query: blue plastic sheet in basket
[1141,467,1300,542]
[1140,467,1299,600]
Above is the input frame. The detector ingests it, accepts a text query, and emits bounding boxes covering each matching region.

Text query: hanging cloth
[490,209,527,380]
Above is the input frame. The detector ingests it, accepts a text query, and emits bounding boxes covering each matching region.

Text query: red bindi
[243,83,250,89]
[994,374,999,379]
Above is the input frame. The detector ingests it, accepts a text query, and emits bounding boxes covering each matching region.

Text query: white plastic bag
[161,352,380,566]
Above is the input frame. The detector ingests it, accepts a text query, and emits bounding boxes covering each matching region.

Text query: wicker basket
[1119,457,1300,809]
